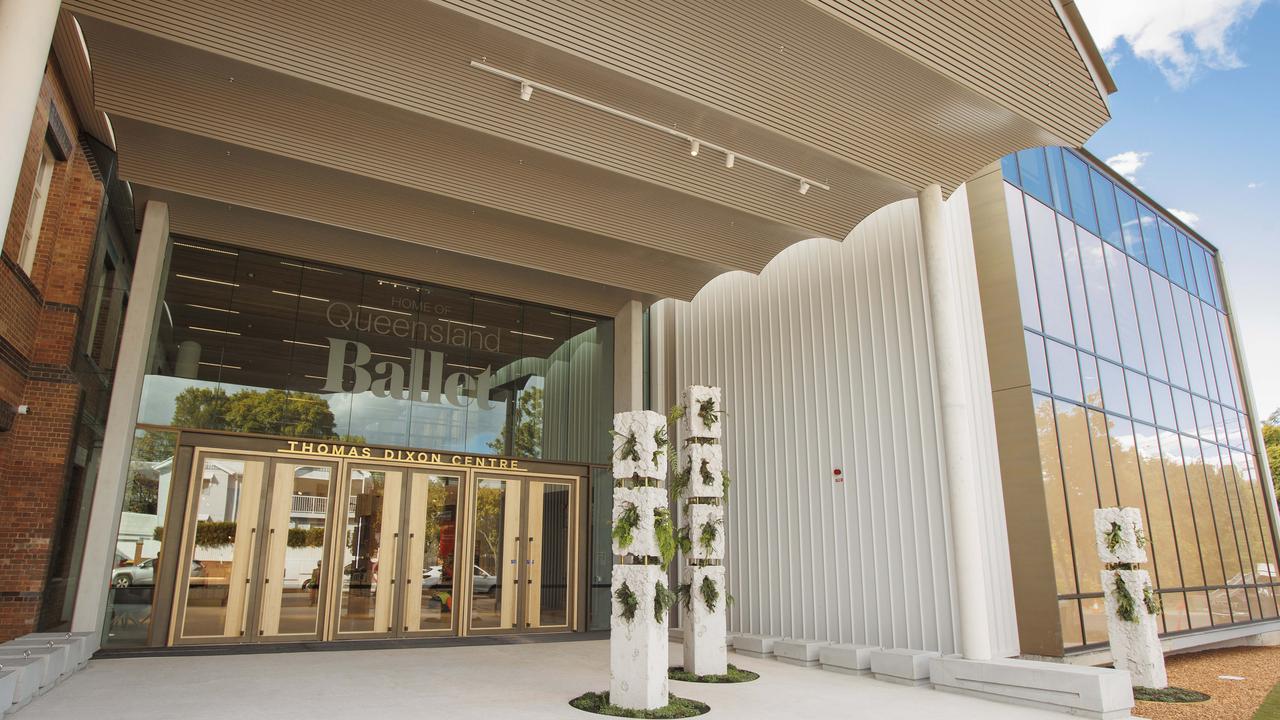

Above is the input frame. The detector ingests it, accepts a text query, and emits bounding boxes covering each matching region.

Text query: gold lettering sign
[281,440,524,471]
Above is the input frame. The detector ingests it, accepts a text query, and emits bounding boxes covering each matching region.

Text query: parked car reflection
[112,559,206,587]
[423,564,495,595]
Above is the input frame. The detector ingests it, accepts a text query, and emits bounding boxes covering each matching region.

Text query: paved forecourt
[15,638,1071,719]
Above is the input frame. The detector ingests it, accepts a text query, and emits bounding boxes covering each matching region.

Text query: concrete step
[869,648,940,687]
[773,639,830,667]
[819,643,879,675]
[732,634,781,658]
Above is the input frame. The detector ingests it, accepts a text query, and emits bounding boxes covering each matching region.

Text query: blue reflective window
[1001,153,1021,185]
[1116,190,1145,263]
[1046,146,1072,216]
[1189,242,1217,307]
[1138,204,1165,275]
[1158,220,1185,287]
[1047,338,1083,402]
[1091,170,1123,248]
[1176,231,1199,296]
[1017,148,1053,205]
[1098,359,1129,415]
[1026,331,1050,392]
[1203,250,1223,309]
[1126,369,1155,424]
[1064,152,1098,234]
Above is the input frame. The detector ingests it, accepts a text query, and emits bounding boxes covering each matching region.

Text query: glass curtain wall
[101,237,615,646]
[136,238,612,465]
[1002,147,1279,650]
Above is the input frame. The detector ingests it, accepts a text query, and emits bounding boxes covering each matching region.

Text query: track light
[470,61,832,195]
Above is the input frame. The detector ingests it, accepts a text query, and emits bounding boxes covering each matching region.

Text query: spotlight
[690,139,700,157]
[520,82,533,101]
[725,152,735,168]
[799,180,811,195]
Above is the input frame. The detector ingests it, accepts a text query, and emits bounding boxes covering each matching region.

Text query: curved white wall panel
[667,196,1017,656]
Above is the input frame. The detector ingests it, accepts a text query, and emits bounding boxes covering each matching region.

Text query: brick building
[0,36,129,641]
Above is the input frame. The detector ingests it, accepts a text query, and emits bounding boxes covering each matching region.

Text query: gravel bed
[1133,645,1280,720]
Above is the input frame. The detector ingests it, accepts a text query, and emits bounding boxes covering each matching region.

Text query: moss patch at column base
[569,691,709,718]
[1133,686,1211,703]
[667,664,759,683]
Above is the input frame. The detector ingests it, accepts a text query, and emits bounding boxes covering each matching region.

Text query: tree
[488,385,544,458]
[224,388,336,437]
[169,386,338,438]
[472,485,505,572]
[122,472,159,514]
[131,429,176,463]
[171,387,231,430]
[1263,409,1280,499]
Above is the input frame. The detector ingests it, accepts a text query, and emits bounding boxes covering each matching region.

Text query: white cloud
[1247,181,1263,189]
[1105,151,1151,182]
[1076,0,1263,88]
[1169,208,1200,226]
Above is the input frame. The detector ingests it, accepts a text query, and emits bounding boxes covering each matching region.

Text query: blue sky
[1077,0,1280,418]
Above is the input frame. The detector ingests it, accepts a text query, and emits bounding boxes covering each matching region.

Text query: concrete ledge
[870,648,938,686]
[0,669,16,716]
[3,636,89,670]
[820,644,879,676]
[929,656,1134,720]
[1,662,41,715]
[733,634,781,658]
[773,639,830,667]
[0,651,60,690]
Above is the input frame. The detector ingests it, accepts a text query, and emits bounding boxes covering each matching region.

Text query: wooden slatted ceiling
[433,0,1105,178]
[64,0,1110,299]
[111,117,728,301]
[63,0,1090,197]
[135,188,649,317]
[78,18,878,270]
[50,11,114,148]
[804,0,1109,140]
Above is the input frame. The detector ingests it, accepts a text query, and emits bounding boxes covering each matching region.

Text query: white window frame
[17,144,56,276]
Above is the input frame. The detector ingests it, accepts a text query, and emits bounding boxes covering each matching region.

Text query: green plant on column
[675,385,730,679]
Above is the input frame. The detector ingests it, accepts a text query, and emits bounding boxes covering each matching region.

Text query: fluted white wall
[664,195,1018,656]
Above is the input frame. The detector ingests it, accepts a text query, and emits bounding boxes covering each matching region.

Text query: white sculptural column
[609,410,672,710]
[1095,507,1168,689]
[0,0,60,234]
[680,385,729,676]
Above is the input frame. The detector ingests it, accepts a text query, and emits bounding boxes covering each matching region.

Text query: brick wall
[0,57,106,641]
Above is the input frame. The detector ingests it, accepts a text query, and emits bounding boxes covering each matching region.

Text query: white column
[71,201,171,636]
[613,299,644,413]
[0,0,61,234]
[918,184,993,660]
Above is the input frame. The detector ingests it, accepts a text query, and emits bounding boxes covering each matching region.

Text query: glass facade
[99,238,615,646]
[139,238,614,464]
[1003,148,1279,649]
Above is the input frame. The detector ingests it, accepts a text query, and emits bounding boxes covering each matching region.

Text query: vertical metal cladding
[668,196,1018,655]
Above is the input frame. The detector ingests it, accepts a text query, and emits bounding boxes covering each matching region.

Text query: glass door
[333,465,404,638]
[466,476,524,631]
[526,479,574,630]
[464,474,577,634]
[175,454,267,643]
[401,471,463,635]
[173,454,339,644]
[255,460,336,641]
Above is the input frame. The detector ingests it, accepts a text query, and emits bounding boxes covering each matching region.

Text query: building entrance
[167,446,580,646]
